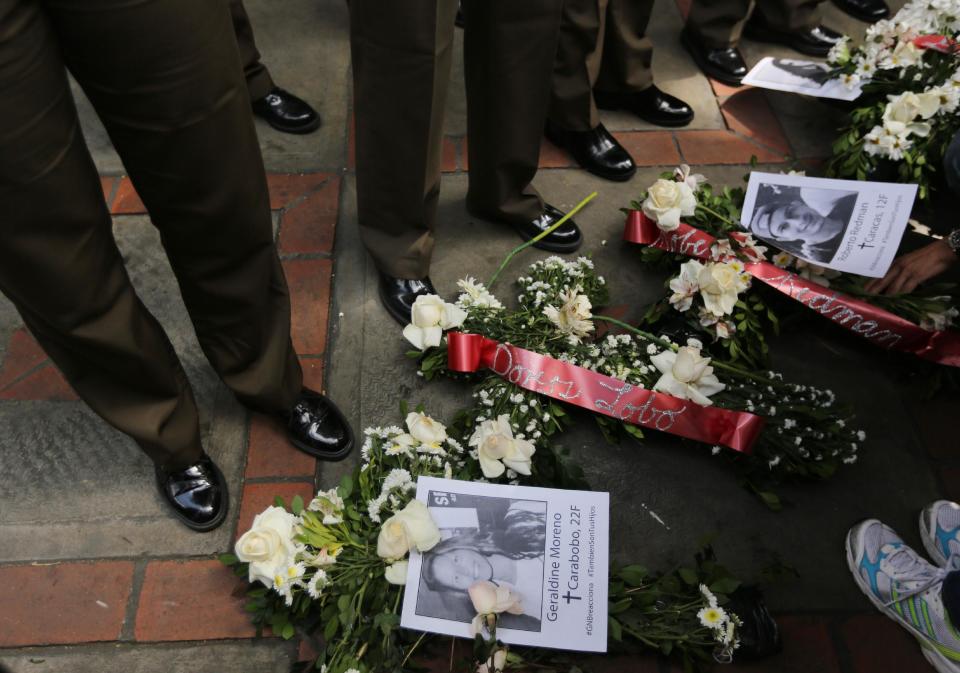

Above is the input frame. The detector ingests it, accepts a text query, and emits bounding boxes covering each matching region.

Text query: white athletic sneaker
[846,519,960,673]
[921,501,960,567]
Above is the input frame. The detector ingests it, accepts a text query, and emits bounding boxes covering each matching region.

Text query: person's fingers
[888,267,916,295]
[869,265,901,294]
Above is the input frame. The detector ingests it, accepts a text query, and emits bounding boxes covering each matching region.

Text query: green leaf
[619,564,648,587]
[323,614,340,641]
[281,622,295,640]
[218,553,238,566]
[609,616,623,642]
[710,577,742,595]
[338,474,354,499]
[273,496,286,509]
[291,495,304,516]
[678,567,698,585]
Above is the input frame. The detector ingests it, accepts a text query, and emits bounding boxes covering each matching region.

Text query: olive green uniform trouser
[687,0,824,48]
[0,0,302,470]
[229,0,276,101]
[349,0,563,280]
[549,0,656,132]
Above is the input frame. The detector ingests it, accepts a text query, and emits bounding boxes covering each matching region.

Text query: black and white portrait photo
[747,182,858,263]
[742,56,861,101]
[402,477,610,652]
[414,492,547,632]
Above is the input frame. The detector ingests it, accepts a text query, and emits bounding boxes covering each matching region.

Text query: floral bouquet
[403,245,866,503]
[630,167,958,368]
[826,0,960,199]
[222,408,757,673]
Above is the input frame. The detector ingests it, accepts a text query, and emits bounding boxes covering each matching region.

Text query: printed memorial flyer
[401,477,610,652]
[742,56,862,101]
[740,172,918,277]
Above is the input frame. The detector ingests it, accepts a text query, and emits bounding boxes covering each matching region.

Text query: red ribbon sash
[447,331,764,454]
[913,34,958,54]
[624,211,960,367]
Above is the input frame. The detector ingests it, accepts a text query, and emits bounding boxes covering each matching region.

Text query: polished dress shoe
[252,87,321,134]
[594,86,694,128]
[155,454,228,532]
[832,0,889,22]
[744,15,844,57]
[513,204,582,253]
[681,28,747,86]
[284,388,354,461]
[378,274,438,325]
[545,122,636,181]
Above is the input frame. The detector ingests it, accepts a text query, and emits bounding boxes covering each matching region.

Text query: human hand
[865,240,958,295]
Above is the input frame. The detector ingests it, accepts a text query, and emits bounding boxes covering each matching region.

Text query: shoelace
[881,545,960,608]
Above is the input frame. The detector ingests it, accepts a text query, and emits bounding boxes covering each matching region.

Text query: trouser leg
[463,0,563,223]
[229,0,276,101]
[348,0,456,279]
[0,0,202,469]
[755,0,824,32]
[548,0,604,132]
[47,0,303,416]
[594,0,655,95]
[686,0,754,48]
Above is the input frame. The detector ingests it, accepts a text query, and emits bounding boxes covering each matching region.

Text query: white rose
[376,499,441,560]
[650,345,726,406]
[406,411,447,446]
[468,580,524,616]
[502,436,535,476]
[642,178,696,231]
[235,506,299,588]
[883,92,936,137]
[698,262,747,317]
[469,415,536,479]
[384,559,409,585]
[402,295,467,349]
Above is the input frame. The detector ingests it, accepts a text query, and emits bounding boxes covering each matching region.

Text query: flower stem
[400,632,428,669]
[487,192,598,290]
[696,203,738,229]
[593,314,772,385]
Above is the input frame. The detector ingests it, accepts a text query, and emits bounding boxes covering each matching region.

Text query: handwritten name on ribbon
[624,210,960,367]
[447,331,764,454]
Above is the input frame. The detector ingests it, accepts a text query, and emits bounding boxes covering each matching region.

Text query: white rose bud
[468,580,525,616]
[406,411,448,445]
[384,559,409,585]
[642,178,697,231]
[376,499,441,560]
[402,295,467,349]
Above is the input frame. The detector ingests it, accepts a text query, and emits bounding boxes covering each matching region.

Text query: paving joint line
[119,559,148,642]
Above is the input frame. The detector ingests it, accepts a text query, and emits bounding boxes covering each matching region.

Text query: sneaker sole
[920,501,958,568]
[845,523,960,673]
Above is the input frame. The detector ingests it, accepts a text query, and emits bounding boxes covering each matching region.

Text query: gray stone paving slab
[327,167,940,612]
[0,640,297,673]
[0,216,247,561]
[78,0,351,175]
